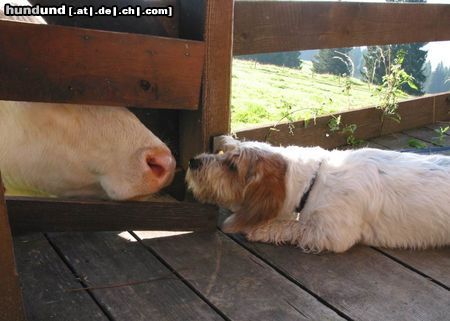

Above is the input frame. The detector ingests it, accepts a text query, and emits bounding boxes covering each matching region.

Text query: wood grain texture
[234,1,450,55]
[404,127,450,147]
[235,94,449,149]
[45,232,223,321]
[30,0,179,38]
[426,121,450,136]
[0,174,26,321]
[371,132,433,150]
[380,248,450,288]
[179,0,234,168]
[242,241,450,321]
[0,20,204,109]
[134,230,343,321]
[7,197,218,233]
[14,233,108,321]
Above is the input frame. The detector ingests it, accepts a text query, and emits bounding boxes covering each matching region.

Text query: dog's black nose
[188,158,202,170]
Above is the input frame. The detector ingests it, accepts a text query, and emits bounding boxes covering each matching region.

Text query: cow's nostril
[188,158,202,170]
[145,149,176,182]
[147,158,167,178]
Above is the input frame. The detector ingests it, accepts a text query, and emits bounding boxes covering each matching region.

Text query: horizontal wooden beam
[0,20,204,109]
[7,197,218,233]
[234,1,450,55]
[235,93,450,148]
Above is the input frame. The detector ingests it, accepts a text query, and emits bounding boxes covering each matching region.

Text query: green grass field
[231,59,410,131]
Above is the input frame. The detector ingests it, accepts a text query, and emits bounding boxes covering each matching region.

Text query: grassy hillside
[231,59,410,131]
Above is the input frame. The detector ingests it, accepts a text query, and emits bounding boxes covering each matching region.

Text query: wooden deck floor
[13,122,450,321]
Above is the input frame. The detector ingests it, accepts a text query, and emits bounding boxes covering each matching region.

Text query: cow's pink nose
[145,148,176,189]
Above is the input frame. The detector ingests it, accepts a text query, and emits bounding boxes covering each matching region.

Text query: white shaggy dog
[186,136,450,253]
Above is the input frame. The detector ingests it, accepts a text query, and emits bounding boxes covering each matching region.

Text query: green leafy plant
[432,126,449,145]
[328,114,342,132]
[265,99,331,141]
[327,115,364,147]
[266,101,317,141]
[408,139,427,149]
[376,49,418,125]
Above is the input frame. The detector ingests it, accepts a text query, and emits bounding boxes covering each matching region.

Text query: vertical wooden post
[0,173,26,321]
[179,0,234,167]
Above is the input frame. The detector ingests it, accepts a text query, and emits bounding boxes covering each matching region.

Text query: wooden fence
[0,2,448,318]
[233,1,450,147]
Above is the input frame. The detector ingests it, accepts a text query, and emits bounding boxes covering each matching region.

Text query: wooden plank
[371,132,433,150]
[234,2,450,55]
[46,231,224,321]
[361,142,388,149]
[134,230,344,321]
[0,20,204,109]
[0,174,26,321]
[179,0,234,167]
[403,127,450,147]
[379,248,450,288]
[7,197,218,233]
[235,94,449,149]
[14,233,109,321]
[426,121,450,136]
[29,0,179,38]
[434,94,450,121]
[241,241,450,321]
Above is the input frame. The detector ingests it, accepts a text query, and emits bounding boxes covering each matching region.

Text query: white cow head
[0,2,177,200]
[0,102,176,200]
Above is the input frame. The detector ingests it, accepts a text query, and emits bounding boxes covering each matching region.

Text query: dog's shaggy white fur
[186,136,450,253]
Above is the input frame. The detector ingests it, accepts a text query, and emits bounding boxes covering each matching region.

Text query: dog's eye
[228,162,237,171]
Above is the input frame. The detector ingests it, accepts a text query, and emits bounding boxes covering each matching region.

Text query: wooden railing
[233,1,450,146]
[237,93,449,148]
[234,1,450,55]
[0,19,204,109]
[0,0,237,230]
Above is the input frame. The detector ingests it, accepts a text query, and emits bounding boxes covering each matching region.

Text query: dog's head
[186,136,287,233]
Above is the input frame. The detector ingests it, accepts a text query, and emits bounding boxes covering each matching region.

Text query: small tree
[427,62,450,93]
[312,48,353,76]
[362,44,427,95]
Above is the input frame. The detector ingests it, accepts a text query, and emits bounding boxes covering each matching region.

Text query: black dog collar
[295,162,321,214]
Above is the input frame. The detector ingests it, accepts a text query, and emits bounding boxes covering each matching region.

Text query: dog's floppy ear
[224,151,287,233]
[213,135,240,153]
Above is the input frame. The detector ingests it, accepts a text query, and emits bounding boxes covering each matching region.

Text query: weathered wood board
[234,2,450,55]
[46,232,223,321]
[370,132,433,150]
[179,0,234,167]
[236,94,449,149]
[241,241,450,321]
[7,197,218,233]
[404,127,450,147]
[134,230,344,321]
[14,233,109,321]
[0,175,26,321]
[0,20,204,109]
[29,0,179,38]
[379,248,450,288]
